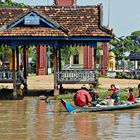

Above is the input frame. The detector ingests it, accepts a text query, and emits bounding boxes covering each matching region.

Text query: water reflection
[73,114,98,140]
[0,98,140,140]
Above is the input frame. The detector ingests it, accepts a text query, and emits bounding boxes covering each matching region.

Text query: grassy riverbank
[56,87,139,101]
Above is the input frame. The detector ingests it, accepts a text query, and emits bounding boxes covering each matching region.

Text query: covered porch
[0,5,113,99]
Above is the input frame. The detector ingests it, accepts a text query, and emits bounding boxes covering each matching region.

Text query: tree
[0,45,11,68]
[61,46,78,67]
[0,0,26,65]
[129,31,140,52]
[0,0,25,6]
[110,36,135,75]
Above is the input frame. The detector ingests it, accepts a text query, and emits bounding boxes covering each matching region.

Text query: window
[73,54,79,64]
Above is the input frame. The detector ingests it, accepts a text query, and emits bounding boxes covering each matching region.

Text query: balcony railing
[0,70,20,83]
[57,70,97,84]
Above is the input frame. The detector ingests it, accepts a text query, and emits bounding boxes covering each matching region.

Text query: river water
[0,97,140,140]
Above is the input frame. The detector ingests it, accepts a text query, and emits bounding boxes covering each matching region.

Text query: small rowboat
[61,99,140,113]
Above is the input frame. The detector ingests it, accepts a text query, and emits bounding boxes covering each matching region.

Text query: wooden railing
[57,70,98,84]
[0,70,19,83]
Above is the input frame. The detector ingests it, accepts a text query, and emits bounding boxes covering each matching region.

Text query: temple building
[0,1,113,98]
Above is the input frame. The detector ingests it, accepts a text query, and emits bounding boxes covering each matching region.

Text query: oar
[61,99,77,113]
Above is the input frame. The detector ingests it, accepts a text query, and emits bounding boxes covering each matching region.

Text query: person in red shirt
[128,88,135,103]
[74,84,92,107]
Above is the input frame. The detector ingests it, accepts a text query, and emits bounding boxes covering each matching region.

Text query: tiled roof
[0,27,67,36]
[0,5,113,37]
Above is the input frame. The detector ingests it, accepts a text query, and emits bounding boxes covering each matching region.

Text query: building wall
[70,46,83,66]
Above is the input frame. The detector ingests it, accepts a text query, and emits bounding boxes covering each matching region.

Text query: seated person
[112,85,120,105]
[107,84,116,99]
[89,88,99,103]
[74,84,92,107]
[89,88,99,106]
[128,88,135,103]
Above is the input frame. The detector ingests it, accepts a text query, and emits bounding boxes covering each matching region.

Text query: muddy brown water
[0,97,140,140]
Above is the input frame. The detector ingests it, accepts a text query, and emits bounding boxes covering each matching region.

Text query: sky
[13,0,140,37]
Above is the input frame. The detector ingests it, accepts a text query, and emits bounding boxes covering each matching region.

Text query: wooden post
[23,47,27,79]
[83,45,88,69]
[12,48,17,99]
[22,46,28,92]
[94,48,97,70]
[88,46,93,69]
[53,47,59,95]
[83,45,93,69]
[16,47,19,70]
[59,48,62,89]
[101,42,108,75]
[36,44,46,75]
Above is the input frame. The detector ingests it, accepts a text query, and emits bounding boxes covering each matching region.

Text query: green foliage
[61,46,78,65]
[56,94,74,100]
[131,31,140,42]
[109,35,140,70]
[110,36,134,60]
[129,31,140,52]
[127,61,134,69]
[28,45,35,58]
[0,46,11,59]
[56,88,139,102]
[0,0,25,6]
[97,44,102,50]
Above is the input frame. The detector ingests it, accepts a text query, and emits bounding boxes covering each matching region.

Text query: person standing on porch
[18,64,28,90]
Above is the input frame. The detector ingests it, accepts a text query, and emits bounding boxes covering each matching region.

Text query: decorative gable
[7,11,59,30]
[24,12,40,25]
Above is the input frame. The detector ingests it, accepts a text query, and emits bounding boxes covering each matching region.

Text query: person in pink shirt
[74,84,92,107]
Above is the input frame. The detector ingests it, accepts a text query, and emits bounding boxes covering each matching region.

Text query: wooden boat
[61,99,140,113]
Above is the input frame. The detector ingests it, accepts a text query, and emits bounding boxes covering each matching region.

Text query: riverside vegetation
[56,87,139,102]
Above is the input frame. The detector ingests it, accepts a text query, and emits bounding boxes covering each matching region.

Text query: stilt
[16,47,19,70]
[53,47,59,96]
[94,48,97,70]
[12,48,17,99]
[23,46,28,94]
[59,49,62,90]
